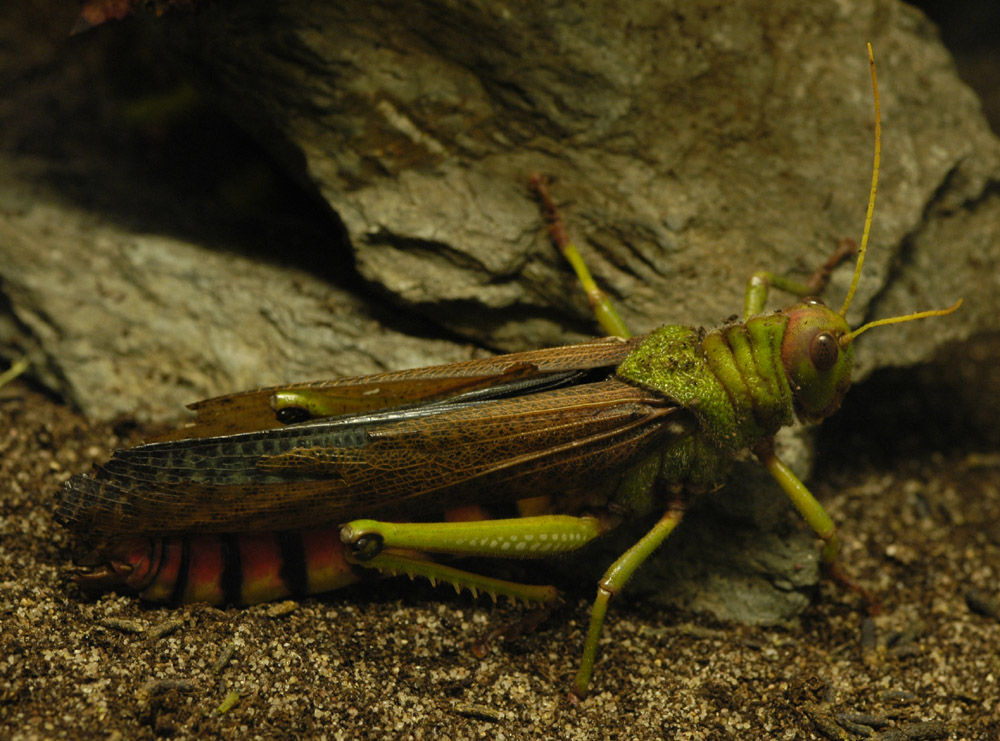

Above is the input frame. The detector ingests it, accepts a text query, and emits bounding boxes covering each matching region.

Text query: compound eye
[810,332,839,372]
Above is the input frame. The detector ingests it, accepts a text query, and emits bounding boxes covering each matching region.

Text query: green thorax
[616,315,794,452]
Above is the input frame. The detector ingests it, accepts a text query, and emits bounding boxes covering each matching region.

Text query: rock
[159,0,999,368]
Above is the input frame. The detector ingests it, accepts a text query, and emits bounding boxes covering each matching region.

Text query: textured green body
[616,315,794,493]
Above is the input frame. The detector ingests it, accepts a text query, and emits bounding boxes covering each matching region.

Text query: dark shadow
[814,331,1000,473]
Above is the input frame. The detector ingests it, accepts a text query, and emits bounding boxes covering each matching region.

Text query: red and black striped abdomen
[86,498,539,605]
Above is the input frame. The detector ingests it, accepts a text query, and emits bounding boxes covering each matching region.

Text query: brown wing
[56,377,680,537]
[154,335,643,440]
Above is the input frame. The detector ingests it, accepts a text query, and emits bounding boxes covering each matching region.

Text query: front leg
[753,437,878,611]
[743,238,857,319]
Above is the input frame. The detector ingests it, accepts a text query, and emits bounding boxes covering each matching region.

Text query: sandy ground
[1,376,998,740]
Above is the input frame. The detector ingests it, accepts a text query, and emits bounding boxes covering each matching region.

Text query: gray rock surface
[161,0,999,363]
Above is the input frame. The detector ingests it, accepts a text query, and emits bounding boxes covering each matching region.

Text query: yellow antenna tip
[840,298,963,347]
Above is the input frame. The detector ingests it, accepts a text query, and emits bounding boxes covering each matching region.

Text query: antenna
[836,44,962,347]
[840,42,880,318]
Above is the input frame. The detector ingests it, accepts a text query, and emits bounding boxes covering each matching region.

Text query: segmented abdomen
[107,528,361,605]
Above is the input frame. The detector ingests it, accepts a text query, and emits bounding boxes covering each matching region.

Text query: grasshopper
[57,45,960,697]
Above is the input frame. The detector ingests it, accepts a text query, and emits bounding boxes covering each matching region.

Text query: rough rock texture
[0,192,480,422]
[162,0,999,362]
[1,0,998,624]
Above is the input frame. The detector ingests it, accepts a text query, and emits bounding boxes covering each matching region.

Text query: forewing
[154,335,642,440]
[56,377,679,537]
